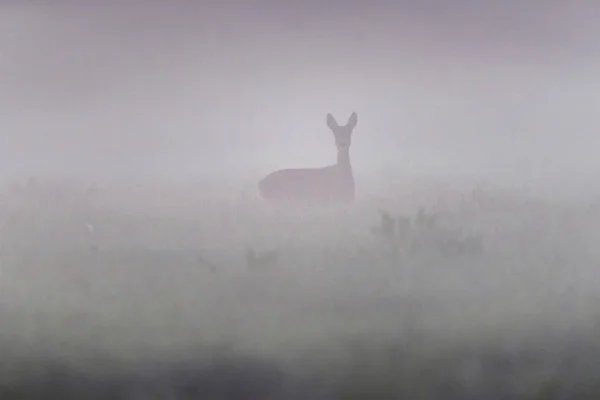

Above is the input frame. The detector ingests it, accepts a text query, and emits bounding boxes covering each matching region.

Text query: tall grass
[1,178,600,398]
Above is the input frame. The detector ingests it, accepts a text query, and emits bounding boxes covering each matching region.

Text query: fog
[3,2,600,183]
[2,2,600,398]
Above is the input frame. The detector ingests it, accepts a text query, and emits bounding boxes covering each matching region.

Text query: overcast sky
[2,1,600,183]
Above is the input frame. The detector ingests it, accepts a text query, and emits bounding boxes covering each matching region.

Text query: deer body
[258,112,358,205]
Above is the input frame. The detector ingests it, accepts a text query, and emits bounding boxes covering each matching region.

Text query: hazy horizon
[2,2,600,188]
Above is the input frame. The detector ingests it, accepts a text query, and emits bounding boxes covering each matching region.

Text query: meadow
[1,176,600,399]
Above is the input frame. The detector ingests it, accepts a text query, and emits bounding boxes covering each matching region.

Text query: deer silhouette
[258,112,358,204]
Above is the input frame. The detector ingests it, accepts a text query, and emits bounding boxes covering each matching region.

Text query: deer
[258,112,358,205]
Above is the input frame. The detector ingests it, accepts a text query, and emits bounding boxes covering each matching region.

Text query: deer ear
[326,113,338,129]
[346,112,357,130]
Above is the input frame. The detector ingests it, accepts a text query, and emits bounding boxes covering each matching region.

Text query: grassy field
[1,178,600,398]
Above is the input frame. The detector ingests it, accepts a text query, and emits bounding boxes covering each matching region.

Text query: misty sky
[2,1,600,183]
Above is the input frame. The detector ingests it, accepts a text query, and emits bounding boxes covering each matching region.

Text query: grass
[1,178,600,398]
[1,332,600,399]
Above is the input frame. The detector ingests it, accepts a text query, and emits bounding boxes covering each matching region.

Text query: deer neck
[335,147,354,201]
[337,148,354,186]
[336,148,352,174]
